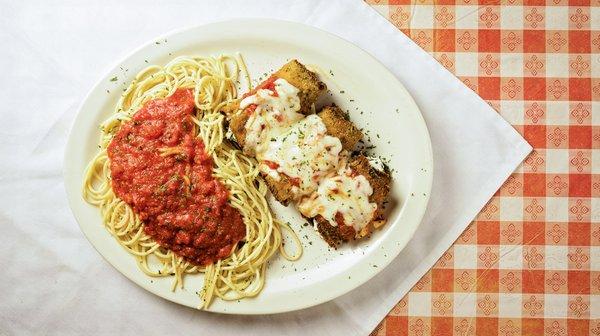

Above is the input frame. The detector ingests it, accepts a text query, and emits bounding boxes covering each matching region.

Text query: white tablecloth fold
[0,0,531,335]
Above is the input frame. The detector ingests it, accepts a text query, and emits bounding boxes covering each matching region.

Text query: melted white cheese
[367,156,385,172]
[240,79,304,156]
[297,167,377,232]
[240,77,377,232]
[259,115,344,196]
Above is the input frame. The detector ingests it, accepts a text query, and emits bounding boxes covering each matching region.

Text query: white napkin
[0,0,531,335]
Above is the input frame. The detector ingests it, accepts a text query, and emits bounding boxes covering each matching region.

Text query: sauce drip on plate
[107,89,245,266]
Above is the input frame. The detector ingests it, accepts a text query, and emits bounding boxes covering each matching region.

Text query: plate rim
[63,18,433,315]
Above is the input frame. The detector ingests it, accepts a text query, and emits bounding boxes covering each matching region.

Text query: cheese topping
[240,77,377,232]
[367,156,385,172]
[297,168,377,232]
[240,79,304,156]
[260,115,344,196]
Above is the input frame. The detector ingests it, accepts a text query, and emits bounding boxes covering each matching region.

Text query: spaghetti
[83,54,301,308]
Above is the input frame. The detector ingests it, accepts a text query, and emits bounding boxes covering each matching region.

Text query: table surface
[366,0,600,335]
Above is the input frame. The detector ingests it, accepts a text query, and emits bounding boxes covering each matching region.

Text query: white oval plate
[64,19,433,315]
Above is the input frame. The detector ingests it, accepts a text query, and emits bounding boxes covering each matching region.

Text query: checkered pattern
[366,0,600,334]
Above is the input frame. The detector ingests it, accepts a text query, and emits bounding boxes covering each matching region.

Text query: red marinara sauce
[242,75,279,116]
[241,75,278,99]
[107,89,246,266]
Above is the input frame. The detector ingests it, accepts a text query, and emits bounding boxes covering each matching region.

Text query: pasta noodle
[83,54,301,308]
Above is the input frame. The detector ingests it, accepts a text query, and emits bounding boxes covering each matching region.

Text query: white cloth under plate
[0,0,531,335]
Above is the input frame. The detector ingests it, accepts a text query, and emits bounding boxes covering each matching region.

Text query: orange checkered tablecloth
[366,0,599,335]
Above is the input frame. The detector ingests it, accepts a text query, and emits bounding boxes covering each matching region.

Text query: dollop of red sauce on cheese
[107,89,246,266]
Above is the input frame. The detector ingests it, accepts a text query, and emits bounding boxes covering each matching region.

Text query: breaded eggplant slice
[224,59,326,149]
[315,154,392,247]
[317,105,362,151]
[274,59,326,115]
[263,174,295,207]
[314,214,356,247]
